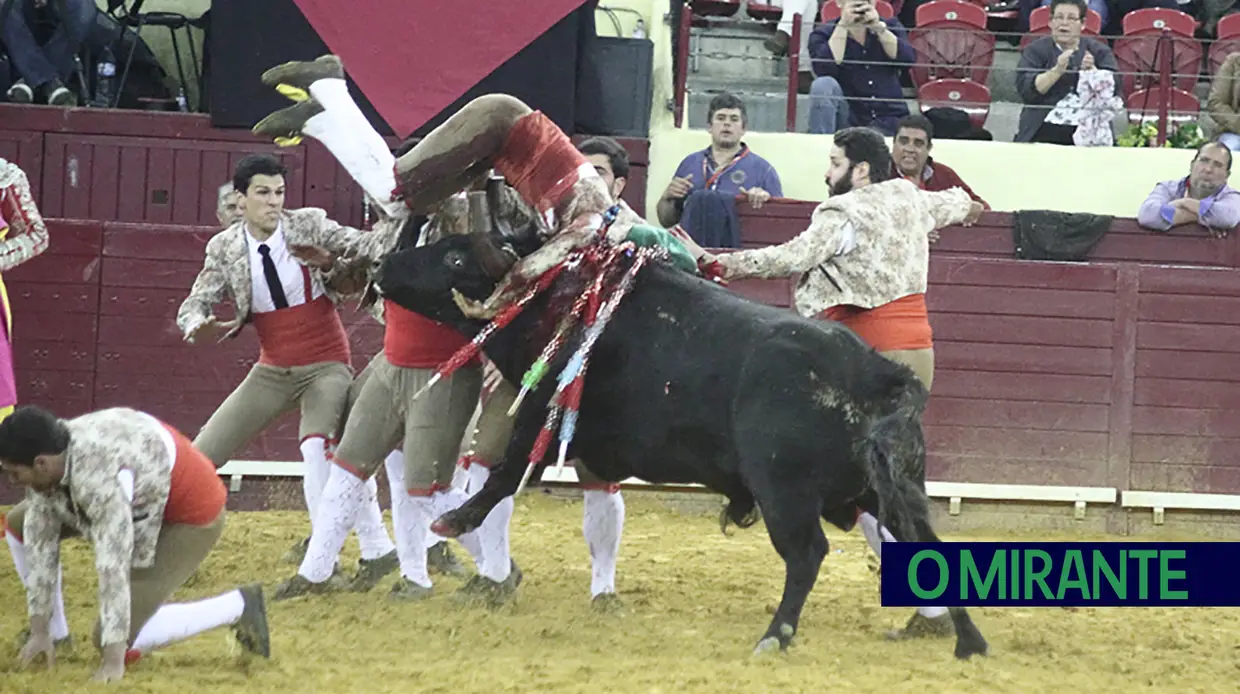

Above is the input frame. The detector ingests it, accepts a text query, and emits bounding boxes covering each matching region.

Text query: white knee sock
[354,476,396,561]
[583,489,624,597]
[130,590,245,653]
[298,465,366,582]
[6,530,69,640]
[304,78,402,216]
[385,453,432,588]
[857,511,946,618]
[300,436,330,522]
[432,488,506,582]
[464,466,513,581]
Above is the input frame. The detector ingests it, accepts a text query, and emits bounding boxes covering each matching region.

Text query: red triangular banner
[291,0,588,136]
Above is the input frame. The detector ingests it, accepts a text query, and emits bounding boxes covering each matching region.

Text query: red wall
[0,106,651,229]
[733,201,1240,497]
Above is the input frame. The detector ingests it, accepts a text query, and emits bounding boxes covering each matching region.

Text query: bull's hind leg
[750,485,828,655]
[894,511,989,659]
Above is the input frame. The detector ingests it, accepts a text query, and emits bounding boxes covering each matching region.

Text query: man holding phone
[806,0,916,136]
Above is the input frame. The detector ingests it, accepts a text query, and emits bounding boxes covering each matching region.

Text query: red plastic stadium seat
[1209,13,1240,76]
[1125,87,1200,125]
[1112,9,1203,97]
[917,78,991,128]
[747,2,783,20]
[908,1,995,87]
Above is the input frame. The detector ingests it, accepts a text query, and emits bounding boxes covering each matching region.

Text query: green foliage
[1116,121,1208,149]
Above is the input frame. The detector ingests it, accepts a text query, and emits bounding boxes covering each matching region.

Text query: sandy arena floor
[0,492,1233,694]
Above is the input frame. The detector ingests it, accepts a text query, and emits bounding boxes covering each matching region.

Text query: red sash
[250,266,351,367]
[820,293,933,352]
[161,422,227,526]
[383,298,478,369]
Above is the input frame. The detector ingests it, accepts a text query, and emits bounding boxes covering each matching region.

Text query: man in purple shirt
[658,93,783,247]
[807,0,915,136]
[1137,141,1240,237]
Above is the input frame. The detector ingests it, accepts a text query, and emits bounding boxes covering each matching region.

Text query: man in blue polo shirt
[806,0,915,136]
[656,93,783,248]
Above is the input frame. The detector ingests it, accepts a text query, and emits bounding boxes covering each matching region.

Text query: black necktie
[257,244,289,309]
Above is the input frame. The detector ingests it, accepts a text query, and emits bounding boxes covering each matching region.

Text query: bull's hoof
[252,100,325,143]
[752,623,795,656]
[953,623,989,660]
[431,508,482,538]
[261,54,344,91]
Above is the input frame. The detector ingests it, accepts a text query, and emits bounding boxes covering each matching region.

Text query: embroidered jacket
[0,158,50,272]
[21,408,177,647]
[175,208,363,342]
[714,178,974,315]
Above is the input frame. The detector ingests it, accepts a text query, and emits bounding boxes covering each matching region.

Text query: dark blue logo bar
[880,542,1233,607]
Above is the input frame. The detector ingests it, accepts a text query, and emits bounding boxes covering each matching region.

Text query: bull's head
[375,228,541,325]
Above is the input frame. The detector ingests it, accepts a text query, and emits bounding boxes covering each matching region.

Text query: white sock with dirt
[298,464,366,583]
[300,436,330,521]
[465,465,514,581]
[6,529,70,640]
[384,453,432,588]
[857,511,945,618]
[583,489,624,597]
[129,590,245,653]
[353,475,395,561]
[433,487,506,582]
[304,78,402,216]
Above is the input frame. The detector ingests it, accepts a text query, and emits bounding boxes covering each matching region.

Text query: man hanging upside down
[252,54,647,320]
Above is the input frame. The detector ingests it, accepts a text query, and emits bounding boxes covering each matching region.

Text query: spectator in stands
[216,183,242,227]
[2,0,97,107]
[1137,141,1240,236]
[578,136,629,203]
[806,0,915,136]
[1206,53,1240,152]
[657,93,782,248]
[890,114,989,209]
[1014,0,1119,144]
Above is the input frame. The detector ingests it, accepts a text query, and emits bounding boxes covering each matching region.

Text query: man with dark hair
[1,405,270,682]
[176,153,398,588]
[578,135,630,202]
[657,92,783,247]
[677,125,982,641]
[807,0,915,136]
[1138,140,1240,236]
[1015,0,1119,144]
[891,115,988,209]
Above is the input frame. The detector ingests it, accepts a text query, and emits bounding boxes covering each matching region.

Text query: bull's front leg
[430,385,553,537]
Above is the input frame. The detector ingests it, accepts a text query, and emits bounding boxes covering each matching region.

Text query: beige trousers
[334,353,481,490]
[880,348,935,391]
[194,361,354,467]
[6,502,226,648]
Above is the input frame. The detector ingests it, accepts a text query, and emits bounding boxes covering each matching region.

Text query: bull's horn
[469,232,517,279]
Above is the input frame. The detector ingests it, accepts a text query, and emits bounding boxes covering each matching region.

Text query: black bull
[375,230,988,659]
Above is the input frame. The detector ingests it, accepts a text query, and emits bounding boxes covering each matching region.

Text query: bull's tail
[864,379,931,543]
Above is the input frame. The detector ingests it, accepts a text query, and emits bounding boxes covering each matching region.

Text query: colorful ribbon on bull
[411,203,672,494]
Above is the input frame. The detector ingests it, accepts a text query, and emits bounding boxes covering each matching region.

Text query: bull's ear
[469,231,518,279]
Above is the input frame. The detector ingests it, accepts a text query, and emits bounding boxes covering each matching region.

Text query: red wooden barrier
[0,104,652,231]
[734,199,1240,496]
